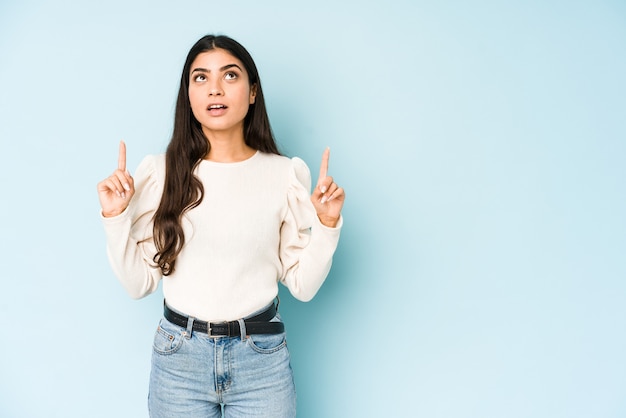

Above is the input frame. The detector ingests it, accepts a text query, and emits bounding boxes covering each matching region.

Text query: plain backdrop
[1,1,625,417]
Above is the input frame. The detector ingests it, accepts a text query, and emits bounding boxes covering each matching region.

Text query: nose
[208,80,223,96]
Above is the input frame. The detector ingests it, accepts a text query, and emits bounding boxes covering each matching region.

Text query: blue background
[1,1,625,417]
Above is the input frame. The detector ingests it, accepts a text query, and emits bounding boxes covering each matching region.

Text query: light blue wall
[1,1,625,417]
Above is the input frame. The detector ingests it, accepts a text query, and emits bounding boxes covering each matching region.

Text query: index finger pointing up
[318,147,330,181]
[118,140,127,171]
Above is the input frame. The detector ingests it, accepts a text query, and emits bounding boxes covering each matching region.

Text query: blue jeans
[148,308,296,417]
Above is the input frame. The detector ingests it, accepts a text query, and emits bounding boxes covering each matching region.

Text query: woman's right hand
[97,141,135,217]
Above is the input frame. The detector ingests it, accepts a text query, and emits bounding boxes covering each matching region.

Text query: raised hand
[311,148,344,227]
[97,140,135,217]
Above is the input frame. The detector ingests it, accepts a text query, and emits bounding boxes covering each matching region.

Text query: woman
[97,34,344,417]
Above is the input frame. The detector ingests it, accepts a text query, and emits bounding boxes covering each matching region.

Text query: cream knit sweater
[102,151,342,322]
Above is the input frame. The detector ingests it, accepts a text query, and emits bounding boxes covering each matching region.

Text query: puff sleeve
[101,154,164,299]
[279,157,343,301]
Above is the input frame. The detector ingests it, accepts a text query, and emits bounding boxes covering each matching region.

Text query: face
[188,48,257,139]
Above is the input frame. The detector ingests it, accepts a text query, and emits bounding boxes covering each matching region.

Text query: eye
[224,71,238,81]
[193,74,207,82]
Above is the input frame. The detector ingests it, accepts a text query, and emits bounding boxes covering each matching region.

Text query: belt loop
[275,295,280,312]
[185,316,195,339]
[237,318,247,342]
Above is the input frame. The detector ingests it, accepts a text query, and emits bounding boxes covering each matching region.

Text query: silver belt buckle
[207,322,222,338]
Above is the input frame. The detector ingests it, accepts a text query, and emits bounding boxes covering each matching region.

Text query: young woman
[97,34,344,417]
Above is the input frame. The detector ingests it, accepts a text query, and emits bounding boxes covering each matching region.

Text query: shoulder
[259,152,310,176]
[255,151,289,165]
[134,153,166,188]
[137,153,165,173]
[256,152,308,169]
[255,152,311,191]
[289,157,311,189]
[138,153,165,168]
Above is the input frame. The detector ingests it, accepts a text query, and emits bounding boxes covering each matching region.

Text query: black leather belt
[164,302,284,337]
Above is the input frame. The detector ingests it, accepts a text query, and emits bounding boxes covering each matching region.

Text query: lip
[207,103,228,116]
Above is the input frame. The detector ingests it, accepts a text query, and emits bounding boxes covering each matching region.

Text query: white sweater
[102,151,342,322]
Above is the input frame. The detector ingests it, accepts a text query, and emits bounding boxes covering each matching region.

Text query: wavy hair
[153,34,280,275]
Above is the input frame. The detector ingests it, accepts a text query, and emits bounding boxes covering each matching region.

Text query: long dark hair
[153,34,280,275]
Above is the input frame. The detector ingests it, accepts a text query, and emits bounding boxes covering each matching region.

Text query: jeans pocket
[152,318,186,355]
[247,332,287,354]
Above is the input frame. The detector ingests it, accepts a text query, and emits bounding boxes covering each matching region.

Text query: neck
[203,127,255,162]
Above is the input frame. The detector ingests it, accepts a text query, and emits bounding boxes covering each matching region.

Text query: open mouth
[207,104,228,116]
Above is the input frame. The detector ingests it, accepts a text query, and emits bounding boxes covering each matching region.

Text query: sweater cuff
[99,205,130,223]
[314,214,343,232]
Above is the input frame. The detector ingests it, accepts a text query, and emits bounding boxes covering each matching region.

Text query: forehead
[190,48,247,72]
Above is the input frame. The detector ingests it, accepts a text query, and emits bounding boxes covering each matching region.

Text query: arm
[279,154,344,301]
[97,142,163,299]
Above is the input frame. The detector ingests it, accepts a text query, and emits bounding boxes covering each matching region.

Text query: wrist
[102,208,124,218]
[318,215,339,228]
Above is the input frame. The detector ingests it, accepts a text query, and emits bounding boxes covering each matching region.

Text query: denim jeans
[148,308,296,417]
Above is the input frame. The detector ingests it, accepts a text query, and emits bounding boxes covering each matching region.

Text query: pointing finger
[118,140,127,172]
[318,147,330,183]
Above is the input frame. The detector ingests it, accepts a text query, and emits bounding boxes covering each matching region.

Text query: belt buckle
[207,322,224,338]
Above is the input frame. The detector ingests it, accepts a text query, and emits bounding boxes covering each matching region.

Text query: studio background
[1,1,625,417]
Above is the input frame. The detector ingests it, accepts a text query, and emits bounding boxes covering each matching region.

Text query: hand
[311,148,344,227]
[97,141,135,217]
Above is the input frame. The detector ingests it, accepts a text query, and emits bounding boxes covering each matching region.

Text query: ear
[249,84,257,104]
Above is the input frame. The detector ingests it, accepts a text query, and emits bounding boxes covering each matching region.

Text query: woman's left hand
[311,148,345,228]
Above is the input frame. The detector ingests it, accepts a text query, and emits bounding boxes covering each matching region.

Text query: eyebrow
[191,64,243,73]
